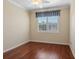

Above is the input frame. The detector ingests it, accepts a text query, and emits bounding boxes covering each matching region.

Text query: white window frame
[36,16,60,33]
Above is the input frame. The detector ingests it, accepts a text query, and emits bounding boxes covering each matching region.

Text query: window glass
[48,16,59,32]
[36,10,60,33]
[37,17,47,31]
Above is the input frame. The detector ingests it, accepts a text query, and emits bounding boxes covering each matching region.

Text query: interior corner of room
[3,0,75,59]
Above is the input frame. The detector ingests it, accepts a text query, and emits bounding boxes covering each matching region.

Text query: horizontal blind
[36,10,60,17]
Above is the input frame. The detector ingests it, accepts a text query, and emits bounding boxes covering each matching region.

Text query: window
[36,10,60,33]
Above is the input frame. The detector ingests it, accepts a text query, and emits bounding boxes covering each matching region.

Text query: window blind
[36,10,60,17]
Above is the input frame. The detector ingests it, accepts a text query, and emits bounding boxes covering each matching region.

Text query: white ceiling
[8,0,70,10]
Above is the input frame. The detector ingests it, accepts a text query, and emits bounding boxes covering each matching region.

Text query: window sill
[37,31,60,33]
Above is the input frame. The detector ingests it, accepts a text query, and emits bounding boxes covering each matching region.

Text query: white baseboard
[3,41,30,53]
[3,40,69,53]
[30,40,69,45]
[69,44,75,57]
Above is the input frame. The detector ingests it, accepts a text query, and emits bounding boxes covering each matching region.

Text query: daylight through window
[36,10,60,32]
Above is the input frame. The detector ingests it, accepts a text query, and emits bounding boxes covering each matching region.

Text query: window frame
[36,11,60,33]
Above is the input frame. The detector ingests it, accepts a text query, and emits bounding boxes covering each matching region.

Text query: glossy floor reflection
[36,50,59,59]
[4,42,74,59]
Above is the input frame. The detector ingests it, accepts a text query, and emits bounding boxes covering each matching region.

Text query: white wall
[3,0,30,52]
[70,0,75,57]
[3,0,74,56]
[30,7,70,45]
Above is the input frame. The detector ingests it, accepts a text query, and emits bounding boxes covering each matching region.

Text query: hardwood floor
[3,42,74,59]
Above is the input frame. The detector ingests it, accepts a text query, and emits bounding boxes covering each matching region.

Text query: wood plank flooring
[3,42,74,59]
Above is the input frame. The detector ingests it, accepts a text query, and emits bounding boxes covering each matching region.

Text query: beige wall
[70,0,75,56]
[3,0,30,52]
[30,7,70,44]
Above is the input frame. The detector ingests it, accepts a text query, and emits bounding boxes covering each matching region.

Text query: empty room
[3,0,75,59]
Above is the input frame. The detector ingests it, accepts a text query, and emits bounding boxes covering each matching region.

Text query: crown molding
[8,0,26,10]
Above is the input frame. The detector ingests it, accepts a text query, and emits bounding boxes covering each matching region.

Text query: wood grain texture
[3,42,74,59]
